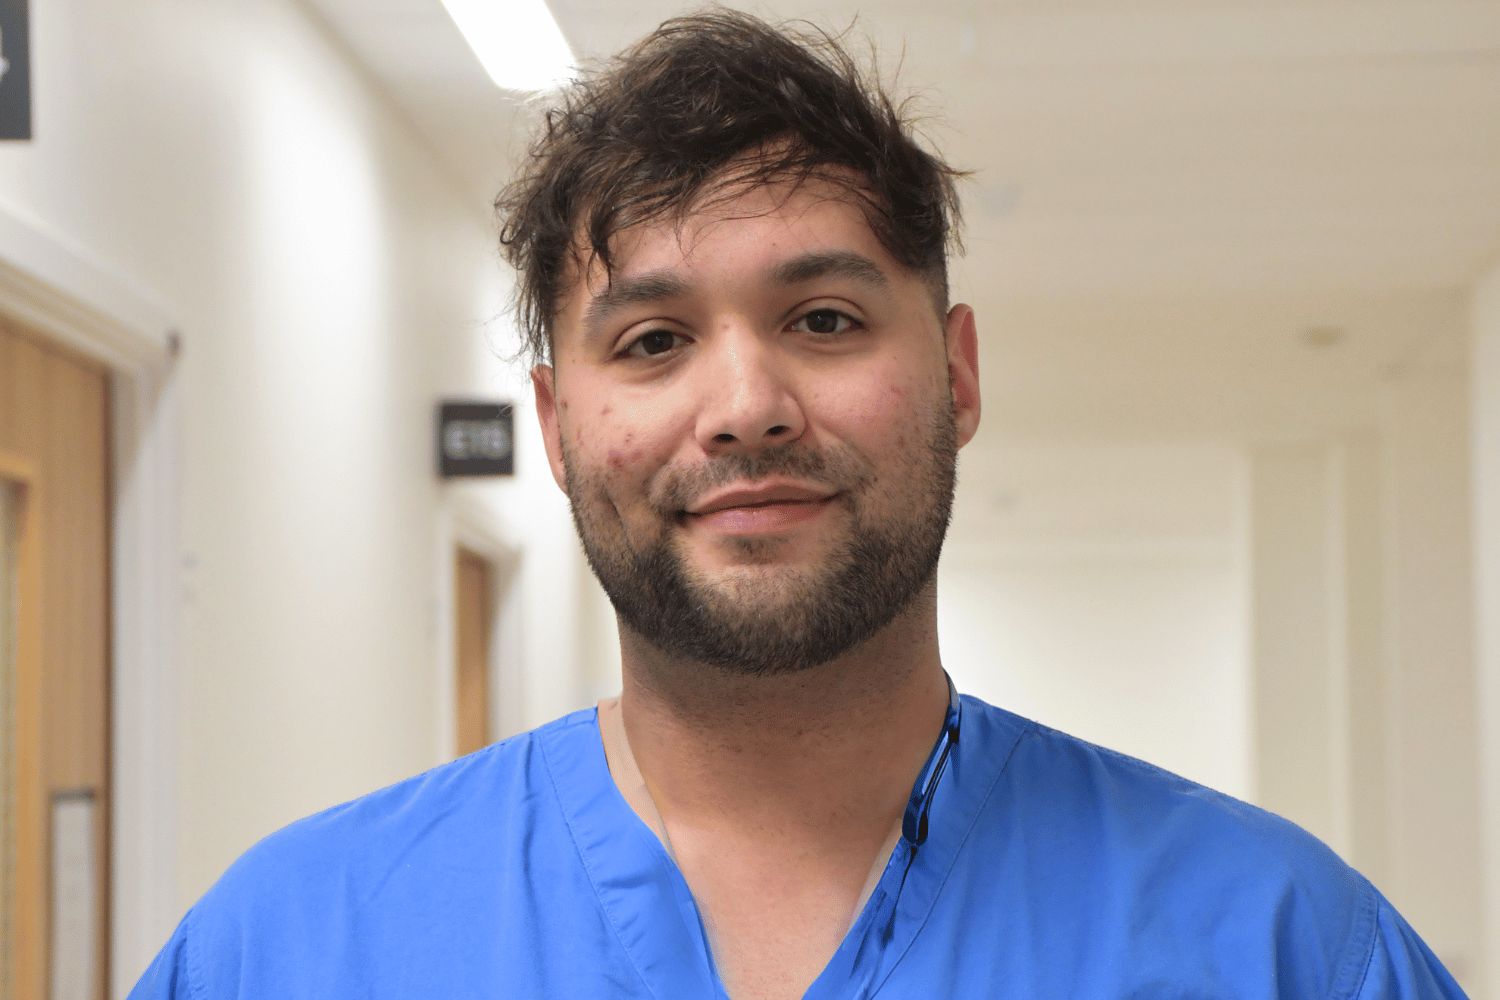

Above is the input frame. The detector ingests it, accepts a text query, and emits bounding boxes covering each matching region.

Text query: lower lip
[688,498,836,535]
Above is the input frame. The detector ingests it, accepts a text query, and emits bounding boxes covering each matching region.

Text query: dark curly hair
[496,9,966,365]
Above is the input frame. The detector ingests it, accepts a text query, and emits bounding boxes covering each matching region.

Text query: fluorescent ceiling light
[440,0,576,92]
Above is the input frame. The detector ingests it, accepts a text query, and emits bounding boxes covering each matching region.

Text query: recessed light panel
[440,0,576,92]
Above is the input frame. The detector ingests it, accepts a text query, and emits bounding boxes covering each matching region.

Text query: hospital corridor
[0,0,1498,996]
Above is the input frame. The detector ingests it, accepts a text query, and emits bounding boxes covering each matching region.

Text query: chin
[694,541,831,576]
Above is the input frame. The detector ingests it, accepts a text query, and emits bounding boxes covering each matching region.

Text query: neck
[617,584,950,843]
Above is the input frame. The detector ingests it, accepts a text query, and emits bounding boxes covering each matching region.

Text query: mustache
[650,445,873,516]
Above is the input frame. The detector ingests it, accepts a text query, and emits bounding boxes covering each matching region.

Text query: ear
[531,365,570,492]
[944,304,981,448]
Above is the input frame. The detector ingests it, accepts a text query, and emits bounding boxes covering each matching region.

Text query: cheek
[819,362,934,443]
[605,440,647,473]
[568,404,672,492]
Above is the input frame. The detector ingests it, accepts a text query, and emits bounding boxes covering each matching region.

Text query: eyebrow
[582,272,692,337]
[770,250,892,291]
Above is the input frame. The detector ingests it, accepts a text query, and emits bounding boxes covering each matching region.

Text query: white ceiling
[302,0,1500,441]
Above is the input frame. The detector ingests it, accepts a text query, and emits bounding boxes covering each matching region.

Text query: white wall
[1472,258,1500,1000]
[0,0,587,989]
[1378,372,1483,986]
[938,442,1252,799]
[1248,442,1346,849]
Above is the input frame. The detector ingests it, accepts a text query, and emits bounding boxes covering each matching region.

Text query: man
[132,12,1464,999]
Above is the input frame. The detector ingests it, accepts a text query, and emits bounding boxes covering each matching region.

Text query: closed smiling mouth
[685,482,838,518]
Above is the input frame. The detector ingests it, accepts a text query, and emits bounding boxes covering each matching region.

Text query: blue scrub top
[129,696,1466,999]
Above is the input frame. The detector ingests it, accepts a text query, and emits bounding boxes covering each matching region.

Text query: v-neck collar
[595,696,906,962]
[541,710,724,997]
[538,692,1009,1000]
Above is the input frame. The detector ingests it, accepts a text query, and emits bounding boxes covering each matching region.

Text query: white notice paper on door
[50,793,96,1000]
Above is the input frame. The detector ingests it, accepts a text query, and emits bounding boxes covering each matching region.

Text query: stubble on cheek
[562,437,655,559]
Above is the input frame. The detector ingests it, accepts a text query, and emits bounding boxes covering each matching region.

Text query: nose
[693,328,807,455]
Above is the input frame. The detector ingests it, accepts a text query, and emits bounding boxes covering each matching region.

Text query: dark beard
[565,406,958,676]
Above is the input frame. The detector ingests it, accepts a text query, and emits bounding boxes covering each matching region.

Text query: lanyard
[855,673,963,978]
[901,674,962,848]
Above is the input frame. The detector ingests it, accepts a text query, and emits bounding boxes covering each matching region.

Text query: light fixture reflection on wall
[439,0,576,92]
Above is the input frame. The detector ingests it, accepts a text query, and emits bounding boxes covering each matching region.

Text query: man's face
[534,178,981,675]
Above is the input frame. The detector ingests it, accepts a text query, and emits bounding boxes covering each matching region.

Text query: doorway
[454,548,493,757]
[0,318,111,1000]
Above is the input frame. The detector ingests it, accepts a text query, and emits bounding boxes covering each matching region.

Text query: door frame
[0,199,181,997]
[437,494,522,760]
[0,451,42,995]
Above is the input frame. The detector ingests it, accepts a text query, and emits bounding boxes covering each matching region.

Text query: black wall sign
[438,401,513,477]
[0,0,30,141]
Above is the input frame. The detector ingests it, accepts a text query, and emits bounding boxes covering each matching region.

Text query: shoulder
[179,709,601,958]
[964,694,1349,874]
[223,710,592,883]
[956,697,1381,998]
[129,707,662,997]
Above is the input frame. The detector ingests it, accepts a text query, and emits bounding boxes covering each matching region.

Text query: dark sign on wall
[438,401,514,477]
[0,0,30,141]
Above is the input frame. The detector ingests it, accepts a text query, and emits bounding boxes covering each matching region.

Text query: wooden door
[455,549,492,757]
[0,319,110,1000]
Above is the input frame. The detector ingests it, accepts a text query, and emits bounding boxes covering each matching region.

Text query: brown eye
[793,310,854,335]
[628,330,683,357]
